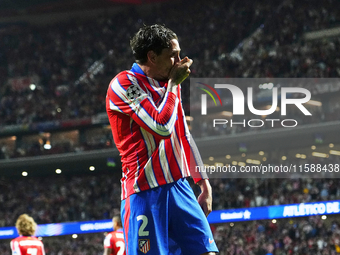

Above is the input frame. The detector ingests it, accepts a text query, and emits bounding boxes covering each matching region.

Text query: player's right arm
[107,73,180,140]
[107,58,192,140]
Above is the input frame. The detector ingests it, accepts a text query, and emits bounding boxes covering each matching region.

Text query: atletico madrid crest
[138,239,150,254]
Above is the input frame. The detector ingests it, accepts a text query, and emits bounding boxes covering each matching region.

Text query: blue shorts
[121,178,218,255]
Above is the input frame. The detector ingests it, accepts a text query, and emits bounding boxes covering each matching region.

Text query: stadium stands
[1,216,339,254]
[0,155,339,226]
[213,216,340,255]
[1,0,340,158]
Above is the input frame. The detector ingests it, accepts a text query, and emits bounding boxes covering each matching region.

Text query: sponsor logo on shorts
[138,239,150,254]
[209,238,214,244]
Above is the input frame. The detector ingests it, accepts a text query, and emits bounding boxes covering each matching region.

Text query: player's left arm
[179,102,208,182]
[180,104,212,216]
[197,178,213,217]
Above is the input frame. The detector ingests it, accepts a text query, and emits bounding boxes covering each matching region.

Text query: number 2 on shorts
[137,215,149,236]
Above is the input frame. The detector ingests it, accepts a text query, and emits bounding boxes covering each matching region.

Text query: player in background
[103,216,126,255]
[10,214,46,255]
[106,24,218,254]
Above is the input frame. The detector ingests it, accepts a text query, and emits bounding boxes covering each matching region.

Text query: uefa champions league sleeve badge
[126,85,144,101]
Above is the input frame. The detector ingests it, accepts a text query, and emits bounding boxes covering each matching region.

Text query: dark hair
[130,24,178,64]
[112,215,122,227]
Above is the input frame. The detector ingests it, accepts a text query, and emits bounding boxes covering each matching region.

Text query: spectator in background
[10,214,46,255]
[103,215,125,255]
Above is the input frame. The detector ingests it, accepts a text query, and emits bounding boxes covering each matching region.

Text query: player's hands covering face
[169,57,193,85]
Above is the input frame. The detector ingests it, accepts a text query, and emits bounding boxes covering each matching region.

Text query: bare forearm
[197,179,213,217]
[197,179,212,195]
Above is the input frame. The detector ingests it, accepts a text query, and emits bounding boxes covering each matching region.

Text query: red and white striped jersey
[10,236,45,255]
[106,63,205,199]
[103,229,126,255]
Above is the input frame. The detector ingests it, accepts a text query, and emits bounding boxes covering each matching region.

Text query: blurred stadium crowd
[1,0,340,158]
[1,0,340,254]
[213,216,340,255]
[0,174,121,226]
[0,233,105,255]
[0,171,339,227]
[1,215,340,255]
